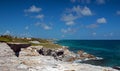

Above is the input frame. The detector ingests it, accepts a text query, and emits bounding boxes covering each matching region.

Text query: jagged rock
[0,43,24,71]
[37,47,97,62]
[56,50,64,56]
[19,47,40,57]
[66,57,76,62]
[38,48,64,60]
[77,50,96,60]
[62,47,76,57]
[113,66,120,70]
[38,48,52,56]
[0,43,118,71]
[83,53,95,58]
[77,50,84,56]
[0,42,15,57]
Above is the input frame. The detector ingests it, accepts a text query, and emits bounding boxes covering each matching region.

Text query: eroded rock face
[0,43,24,71]
[62,49,98,62]
[37,48,64,60]
[0,43,118,71]
[77,50,96,60]
[19,46,40,57]
[37,47,99,62]
[0,42,15,57]
[7,43,31,57]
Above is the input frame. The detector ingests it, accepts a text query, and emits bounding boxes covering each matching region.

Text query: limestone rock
[0,42,15,57]
[19,47,40,57]
[17,64,28,69]
[0,42,118,71]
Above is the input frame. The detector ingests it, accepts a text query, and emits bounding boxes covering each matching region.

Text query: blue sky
[0,0,120,39]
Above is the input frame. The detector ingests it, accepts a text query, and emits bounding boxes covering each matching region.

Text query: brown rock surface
[77,50,96,60]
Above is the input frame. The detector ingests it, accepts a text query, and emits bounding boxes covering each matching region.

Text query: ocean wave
[73,57,103,63]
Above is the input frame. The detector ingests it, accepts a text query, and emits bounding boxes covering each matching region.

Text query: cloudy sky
[0,0,120,39]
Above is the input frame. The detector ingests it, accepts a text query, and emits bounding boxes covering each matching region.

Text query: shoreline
[0,42,119,71]
[56,40,120,67]
[59,45,103,62]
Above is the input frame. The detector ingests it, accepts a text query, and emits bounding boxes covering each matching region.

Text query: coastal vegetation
[0,35,62,49]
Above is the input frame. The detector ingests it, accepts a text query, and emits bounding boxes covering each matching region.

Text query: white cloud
[4,30,11,35]
[103,34,107,37]
[61,14,78,26]
[96,0,105,4]
[103,32,114,37]
[20,32,32,37]
[97,17,107,24]
[35,22,41,26]
[92,32,96,36]
[35,14,44,20]
[43,25,51,30]
[62,5,93,26]
[24,5,44,20]
[81,6,92,16]
[116,11,120,15]
[24,5,51,31]
[86,17,107,29]
[24,5,42,13]
[66,21,75,26]
[35,22,52,30]
[25,26,29,30]
[62,14,78,22]
[110,32,113,36]
[70,0,91,4]
[61,35,65,37]
[86,24,98,29]
[70,0,106,4]
[61,29,67,33]
[61,28,76,34]
[72,5,92,16]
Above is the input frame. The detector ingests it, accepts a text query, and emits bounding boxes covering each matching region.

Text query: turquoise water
[56,40,120,67]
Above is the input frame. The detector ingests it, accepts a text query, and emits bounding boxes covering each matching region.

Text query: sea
[56,40,120,67]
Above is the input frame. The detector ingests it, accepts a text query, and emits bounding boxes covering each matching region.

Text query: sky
[0,0,120,39]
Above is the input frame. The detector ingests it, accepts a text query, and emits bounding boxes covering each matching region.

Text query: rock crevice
[7,43,31,57]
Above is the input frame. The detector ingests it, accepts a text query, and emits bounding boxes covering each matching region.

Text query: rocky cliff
[0,42,118,71]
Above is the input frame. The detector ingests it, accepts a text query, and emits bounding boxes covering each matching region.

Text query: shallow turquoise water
[56,40,120,67]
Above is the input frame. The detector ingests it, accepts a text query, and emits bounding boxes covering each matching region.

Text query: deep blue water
[56,40,120,67]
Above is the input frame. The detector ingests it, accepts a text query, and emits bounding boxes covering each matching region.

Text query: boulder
[77,50,96,60]
[37,48,64,60]
[77,50,84,56]
[19,47,40,57]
